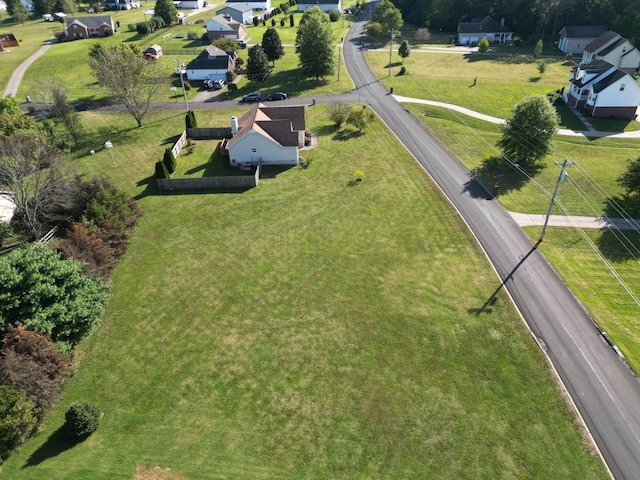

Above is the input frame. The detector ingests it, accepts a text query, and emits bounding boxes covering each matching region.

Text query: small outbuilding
[557,25,607,54]
[0,33,19,48]
[144,44,163,59]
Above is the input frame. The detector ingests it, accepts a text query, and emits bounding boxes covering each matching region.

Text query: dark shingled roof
[66,15,113,30]
[186,45,230,70]
[584,31,620,54]
[227,104,306,148]
[592,69,628,93]
[569,59,614,88]
[457,15,512,34]
[559,26,607,38]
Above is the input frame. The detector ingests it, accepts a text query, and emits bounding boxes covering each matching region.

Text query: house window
[251,148,257,153]
[620,84,626,91]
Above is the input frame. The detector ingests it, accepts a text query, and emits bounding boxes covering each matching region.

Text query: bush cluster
[64,402,101,439]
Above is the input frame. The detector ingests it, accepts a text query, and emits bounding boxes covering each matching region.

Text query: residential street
[343,8,640,480]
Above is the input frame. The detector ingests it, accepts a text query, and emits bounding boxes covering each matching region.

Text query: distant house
[226,0,270,11]
[297,0,341,13]
[558,26,607,54]
[457,15,513,45]
[65,16,116,39]
[0,1,7,13]
[216,4,254,24]
[104,0,140,10]
[226,104,306,167]
[0,33,19,48]
[185,45,236,81]
[206,14,245,41]
[567,59,640,119]
[581,31,640,72]
[144,44,162,59]
[180,0,203,9]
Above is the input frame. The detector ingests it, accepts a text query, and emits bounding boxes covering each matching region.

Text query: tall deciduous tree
[617,155,640,199]
[497,94,558,168]
[246,45,271,82]
[0,132,72,238]
[398,40,410,63]
[153,0,178,26]
[47,82,83,147]
[296,7,335,80]
[10,1,29,23]
[372,0,403,33]
[534,39,543,57]
[347,105,375,133]
[89,42,162,128]
[0,244,111,347]
[262,27,284,66]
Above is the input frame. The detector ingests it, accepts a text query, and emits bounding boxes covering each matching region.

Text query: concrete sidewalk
[509,211,640,230]
[393,95,640,139]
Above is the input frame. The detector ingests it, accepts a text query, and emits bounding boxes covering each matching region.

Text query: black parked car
[241,92,261,102]
[266,92,287,101]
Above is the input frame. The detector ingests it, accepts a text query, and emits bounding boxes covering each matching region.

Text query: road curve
[344,8,640,480]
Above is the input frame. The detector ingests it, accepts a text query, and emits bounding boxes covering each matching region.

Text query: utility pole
[176,59,189,112]
[337,46,341,81]
[388,29,395,77]
[538,157,575,245]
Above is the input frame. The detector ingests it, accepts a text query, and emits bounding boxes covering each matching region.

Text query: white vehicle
[42,13,54,21]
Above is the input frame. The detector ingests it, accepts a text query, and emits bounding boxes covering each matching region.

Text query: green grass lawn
[0,107,608,479]
[404,103,640,373]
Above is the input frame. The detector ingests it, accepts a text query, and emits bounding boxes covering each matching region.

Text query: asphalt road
[343,8,640,480]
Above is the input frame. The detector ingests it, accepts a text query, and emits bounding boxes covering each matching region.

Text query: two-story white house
[581,31,640,73]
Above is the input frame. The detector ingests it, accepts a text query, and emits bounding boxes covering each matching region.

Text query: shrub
[289,13,294,27]
[253,16,260,26]
[163,148,177,175]
[366,22,383,38]
[273,7,281,14]
[64,402,101,438]
[136,22,151,36]
[0,222,11,246]
[271,18,276,26]
[398,65,407,75]
[327,102,351,127]
[329,10,340,22]
[185,110,197,129]
[103,28,113,37]
[188,31,199,40]
[0,385,38,457]
[478,37,489,53]
[235,57,244,69]
[58,223,117,280]
[183,81,191,91]
[280,18,285,27]
[226,70,237,82]
[151,16,165,29]
[127,23,137,31]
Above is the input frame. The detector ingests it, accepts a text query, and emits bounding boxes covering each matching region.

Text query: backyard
[0,107,608,479]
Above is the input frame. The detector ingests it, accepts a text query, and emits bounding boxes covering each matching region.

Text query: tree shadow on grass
[22,425,85,468]
[134,175,160,200]
[529,76,541,83]
[463,155,545,199]
[384,61,403,69]
[333,129,364,141]
[596,196,640,262]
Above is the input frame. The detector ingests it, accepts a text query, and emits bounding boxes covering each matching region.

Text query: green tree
[212,38,239,53]
[0,96,22,115]
[398,39,410,63]
[155,160,169,179]
[346,105,375,133]
[0,385,38,458]
[366,22,383,38]
[617,155,640,198]
[32,0,55,15]
[153,0,178,26]
[262,27,285,66]
[0,112,37,137]
[64,402,101,438]
[478,37,489,53]
[11,2,28,23]
[534,39,543,57]
[327,102,351,127]
[0,244,111,347]
[253,15,260,26]
[89,42,162,128]
[497,94,559,167]
[163,147,177,174]
[47,82,83,147]
[185,110,197,129]
[372,0,403,33]
[289,13,294,27]
[537,61,546,76]
[296,7,335,80]
[246,45,271,82]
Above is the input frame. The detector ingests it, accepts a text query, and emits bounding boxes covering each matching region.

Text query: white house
[457,15,513,45]
[226,104,306,167]
[179,0,203,9]
[206,14,245,41]
[581,31,640,72]
[297,0,341,13]
[104,0,140,10]
[216,4,254,24]
[0,1,7,14]
[567,59,640,119]
[557,25,607,54]
[227,0,270,11]
[185,45,236,81]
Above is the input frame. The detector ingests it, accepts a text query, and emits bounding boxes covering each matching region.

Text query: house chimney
[501,18,505,27]
[231,116,238,136]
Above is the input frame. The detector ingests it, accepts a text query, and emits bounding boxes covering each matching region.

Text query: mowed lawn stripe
[0,109,607,479]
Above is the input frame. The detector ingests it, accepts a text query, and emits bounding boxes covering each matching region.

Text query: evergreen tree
[534,39,543,57]
[296,7,335,80]
[398,40,410,64]
[155,161,169,179]
[185,110,197,129]
[153,0,178,26]
[478,37,489,53]
[262,27,285,66]
[289,13,294,27]
[497,94,558,168]
[246,45,271,82]
[162,148,177,174]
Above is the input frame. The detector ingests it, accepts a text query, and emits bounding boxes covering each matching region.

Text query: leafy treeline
[393,0,640,44]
